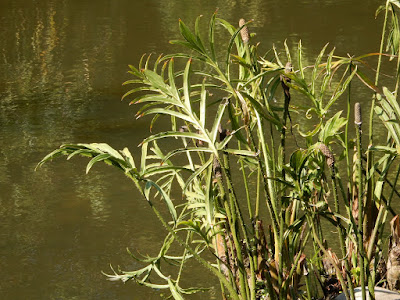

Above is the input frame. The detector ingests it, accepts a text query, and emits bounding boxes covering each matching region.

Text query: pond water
[0,0,388,299]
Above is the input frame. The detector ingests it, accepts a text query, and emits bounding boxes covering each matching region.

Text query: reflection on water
[0,0,389,298]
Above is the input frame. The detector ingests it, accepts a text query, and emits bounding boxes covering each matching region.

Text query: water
[0,0,387,298]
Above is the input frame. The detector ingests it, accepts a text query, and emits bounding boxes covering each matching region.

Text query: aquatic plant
[38,1,400,299]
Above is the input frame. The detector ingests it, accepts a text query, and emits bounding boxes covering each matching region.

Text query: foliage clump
[39,2,400,299]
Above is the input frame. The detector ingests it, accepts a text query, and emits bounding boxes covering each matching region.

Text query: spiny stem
[222,152,256,299]
[355,102,366,300]
[307,213,350,300]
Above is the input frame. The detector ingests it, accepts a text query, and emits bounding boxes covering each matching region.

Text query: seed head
[239,19,249,44]
[318,143,335,168]
[284,62,293,74]
[280,62,293,88]
[355,102,362,125]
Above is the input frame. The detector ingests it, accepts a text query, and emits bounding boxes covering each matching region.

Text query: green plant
[38,4,400,299]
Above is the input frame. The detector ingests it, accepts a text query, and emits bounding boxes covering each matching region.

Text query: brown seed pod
[284,62,293,74]
[239,19,249,44]
[213,157,222,179]
[280,62,293,94]
[318,143,335,168]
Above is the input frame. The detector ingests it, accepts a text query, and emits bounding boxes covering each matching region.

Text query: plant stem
[307,213,350,300]
[355,103,366,300]
[239,141,253,221]
[222,153,256,299]
[330,164,355,300]
[152,202,241,300]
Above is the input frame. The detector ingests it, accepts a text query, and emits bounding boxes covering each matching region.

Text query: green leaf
[375,106,400,145]
[122,86,156,101]
[121,148,136,169]
[390,0,400,9]
[272,44,283,67]
[184,156,213,191]
[318,111,347,143]
[139,108,194,124]
[168,58,181,101]
[183,59,192,109]
[67,149,90,160]
[222,19,245,68]
[298,40,305,79]
[128,64,142,77]
[384,87,400,122]
[323,64,357,112]
[85,153,111,174]
[143,69,170,95]
[210,100,228,143]
[284,39,291,63]
[85,143,125,160]
[36,148,66,169]
[319,47,335,99]
[369,145,399,155]
[376,89,400,145]
[141,131,209,145]
[239,91,282,128]
[141,142,148,174]
[223,149,258,157]
[205,163,215,227]
[208,12,217,62]
[227,101,247,144]
[133,94,182,108]
[163,51,207,63]
[289,150,309,175]
[355,67,380,93]
[142,165,193,177]
[311,43,329,95]
[179,19,204,54]
[144,180,177,223]
[194,15,205,52]
[162,147,213,163]
[200,80,207,127]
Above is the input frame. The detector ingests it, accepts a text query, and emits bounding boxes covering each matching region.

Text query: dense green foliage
[38,1,400,299]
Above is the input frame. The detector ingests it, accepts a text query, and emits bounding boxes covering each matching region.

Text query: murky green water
[0,0,387,298]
